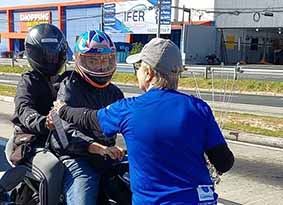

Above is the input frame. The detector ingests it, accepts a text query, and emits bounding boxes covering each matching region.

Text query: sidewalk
[0,94,282,149]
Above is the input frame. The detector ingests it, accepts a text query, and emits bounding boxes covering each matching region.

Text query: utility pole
[180,5,186,65]
[172,5,191,65]
[156,0,162,38]
[100,3,104,31]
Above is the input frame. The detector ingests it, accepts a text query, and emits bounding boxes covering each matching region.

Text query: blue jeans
[63,158,100,205]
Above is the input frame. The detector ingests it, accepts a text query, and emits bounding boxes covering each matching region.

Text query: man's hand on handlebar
[88,143,125,161]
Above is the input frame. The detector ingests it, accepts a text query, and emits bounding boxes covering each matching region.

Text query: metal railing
[184,63,283,80]
[1,57,283,79]
[0,57,30,67]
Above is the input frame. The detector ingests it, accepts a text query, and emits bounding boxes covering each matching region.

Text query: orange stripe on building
[6,10,13,51]
[191,21,213,26]
[172,20,213,30]
[0,32,26,39]
[0,0,126,11]
[58,5,64,31]
[125,34,132,43]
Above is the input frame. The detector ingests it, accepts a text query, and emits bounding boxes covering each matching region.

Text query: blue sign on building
[104,0,172,34]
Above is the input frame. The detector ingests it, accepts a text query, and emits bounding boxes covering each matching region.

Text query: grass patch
[0,84,16,96]
[113,72,283,95]
[112,72,137,84]
[215,112,283,138]
[0,65,30,74]
[178,76,283,94]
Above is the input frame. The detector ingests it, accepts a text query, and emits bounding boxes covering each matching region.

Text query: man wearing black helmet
[8,23,68,205]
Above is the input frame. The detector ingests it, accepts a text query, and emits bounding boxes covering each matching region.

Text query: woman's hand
[88,143,125,161]
[53,100,66,114]
[45,112,55,130]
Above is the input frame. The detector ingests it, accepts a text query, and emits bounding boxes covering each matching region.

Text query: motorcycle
[0,153,131,205]
[205,54,221,65]
[0,111,132,205]
[0,129,131,205]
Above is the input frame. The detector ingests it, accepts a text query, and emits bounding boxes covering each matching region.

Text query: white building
[172,0,215,23]
[215,0,283,64]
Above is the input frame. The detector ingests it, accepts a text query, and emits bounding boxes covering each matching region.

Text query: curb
[0,130,282,151]
[0,72,21,76]
[223,130,283,149]
[1,129,282,150]
[0,95,13,103]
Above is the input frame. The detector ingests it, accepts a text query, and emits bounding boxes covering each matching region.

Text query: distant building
[0,0,215,62]
[0,0,131,60]
[215,0,283,64]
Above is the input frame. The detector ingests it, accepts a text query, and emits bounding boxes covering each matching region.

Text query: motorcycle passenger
[53,38,235,205]
[8,23,68,205]
[48,30,125,205]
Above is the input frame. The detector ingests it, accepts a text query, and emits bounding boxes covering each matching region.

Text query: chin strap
[75,65,110,89]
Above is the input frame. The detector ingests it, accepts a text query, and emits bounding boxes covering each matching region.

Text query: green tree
[129,42,143,55]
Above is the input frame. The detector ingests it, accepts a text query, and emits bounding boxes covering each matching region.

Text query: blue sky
[0,0,82,7]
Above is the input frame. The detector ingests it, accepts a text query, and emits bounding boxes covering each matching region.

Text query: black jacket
[51,72,124,157]
[11,70,67,147]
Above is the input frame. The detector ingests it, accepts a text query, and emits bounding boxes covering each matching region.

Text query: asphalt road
[1,138,282,205]
[0,92,282,204]
[216,142,283,205]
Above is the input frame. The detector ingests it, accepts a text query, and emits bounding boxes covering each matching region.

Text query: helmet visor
[77,53,116,76]
[26,44,66,66]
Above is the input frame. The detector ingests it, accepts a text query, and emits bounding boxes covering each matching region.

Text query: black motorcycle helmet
[25,23,68,76]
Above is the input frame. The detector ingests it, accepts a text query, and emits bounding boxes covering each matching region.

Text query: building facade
[0,0,216,62]
[215,0,283,64]
[0,0,129,60]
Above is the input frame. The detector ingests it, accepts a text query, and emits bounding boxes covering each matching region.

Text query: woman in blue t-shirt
[53,38,234,205]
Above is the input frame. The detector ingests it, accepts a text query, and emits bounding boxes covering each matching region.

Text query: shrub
[129,42,143,55]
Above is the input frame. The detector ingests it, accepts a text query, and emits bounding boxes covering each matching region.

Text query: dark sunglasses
[133,62,141,71]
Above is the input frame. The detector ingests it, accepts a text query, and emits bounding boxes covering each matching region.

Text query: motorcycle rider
[7,23,68,205]
[48,30,125,205]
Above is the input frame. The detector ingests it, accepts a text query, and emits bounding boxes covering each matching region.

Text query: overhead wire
[1,4,283,25]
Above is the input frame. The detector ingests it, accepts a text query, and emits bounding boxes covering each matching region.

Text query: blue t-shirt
[97,88,226,205]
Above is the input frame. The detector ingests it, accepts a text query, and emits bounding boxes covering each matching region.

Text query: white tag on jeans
[197,185,214,202]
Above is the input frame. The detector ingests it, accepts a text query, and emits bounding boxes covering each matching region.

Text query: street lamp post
[180,5,186,65]
[101,4,104,31]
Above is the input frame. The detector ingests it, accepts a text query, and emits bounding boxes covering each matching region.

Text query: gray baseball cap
[126,38,183,75]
